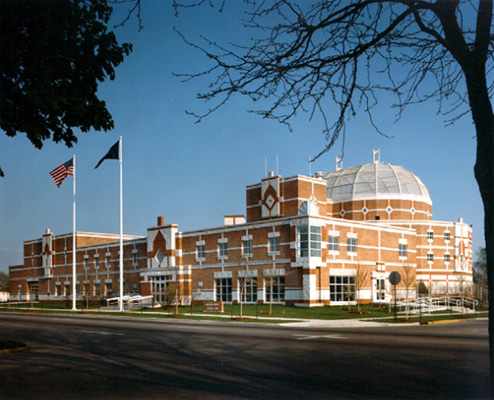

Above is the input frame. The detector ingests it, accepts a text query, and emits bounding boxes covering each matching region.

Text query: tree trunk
[464,62,494,394]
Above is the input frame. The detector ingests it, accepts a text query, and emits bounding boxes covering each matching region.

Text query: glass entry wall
[239,277,257,303]
[330,276,355,302]
[151,275,169,305]
[374,278,386,302]
[28,282,39,301]
[265,276,285,302]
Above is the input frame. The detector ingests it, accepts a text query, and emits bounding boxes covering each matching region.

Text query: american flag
[50,158,74,187]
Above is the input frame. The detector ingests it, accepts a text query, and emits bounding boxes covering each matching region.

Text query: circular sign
[389,271,401,285]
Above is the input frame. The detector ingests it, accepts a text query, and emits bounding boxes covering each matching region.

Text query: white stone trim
[263,269,285,277]
[213,271,232,279]
[238,270,257,278]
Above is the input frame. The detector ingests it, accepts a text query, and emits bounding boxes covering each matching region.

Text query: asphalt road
[0,313,489,399]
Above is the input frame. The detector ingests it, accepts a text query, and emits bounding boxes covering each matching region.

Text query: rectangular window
[347,237,357,253]
[310,226,321,256]
[83,282,89,296]
[376,278,386,300]
[298,226,309,257]
[399,243,407,258]
[444,231,450,241]
[427,231,434,240]
[330,276,355,302]
[76,283,80,293]
[239,277,257,303]
[84,258,89,270]
[133,253,138,265]
[268,236,280,253]
[265,276,285,302]
[64,283,70,296]
[427,253,434,262]
[297,226,321,257]
[219,242,228,258]
[444,253,450,263]
[328,235,339,252]
[196,244,205,259]
[94,283,101,296]
[95,257,99,269]
[55,285,61,296]
[105,282,112,294]
[242,239,253,256]
[215,278,232,302]
[106,255,111,268]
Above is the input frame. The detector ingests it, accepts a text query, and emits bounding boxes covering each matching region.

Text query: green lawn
[1,301,483,322]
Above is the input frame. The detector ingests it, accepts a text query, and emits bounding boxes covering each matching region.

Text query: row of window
[427,253,465,263]
[196,236,281,260]
[215,277,285,303]
[83,253,139,269]
[328,236,358,253]
[54,281,114,297]
[215,275,365,303]
[427,231,451,241]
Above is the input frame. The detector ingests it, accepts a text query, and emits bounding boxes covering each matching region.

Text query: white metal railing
[393,296,477,315]
[106,295,155,310]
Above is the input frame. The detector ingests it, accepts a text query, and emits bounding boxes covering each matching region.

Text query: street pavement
[0,312,489,399]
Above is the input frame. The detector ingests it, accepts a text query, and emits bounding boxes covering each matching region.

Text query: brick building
[9,152,473,306]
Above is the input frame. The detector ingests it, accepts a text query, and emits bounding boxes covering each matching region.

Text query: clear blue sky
[0,2,485,273]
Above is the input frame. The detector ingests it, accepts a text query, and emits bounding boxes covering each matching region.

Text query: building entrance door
[29,282,39,301]
[373,278,386,303]
[151,276,169,306]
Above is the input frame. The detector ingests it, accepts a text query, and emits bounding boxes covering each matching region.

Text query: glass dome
[320,163,432,204]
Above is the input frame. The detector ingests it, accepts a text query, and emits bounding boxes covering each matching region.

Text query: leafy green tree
[0,0,132,176]
[0,271,9,292]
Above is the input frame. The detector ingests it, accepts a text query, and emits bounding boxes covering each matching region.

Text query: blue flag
[95,141,119,169]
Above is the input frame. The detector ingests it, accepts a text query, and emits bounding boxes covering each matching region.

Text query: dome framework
[321,162,432,205]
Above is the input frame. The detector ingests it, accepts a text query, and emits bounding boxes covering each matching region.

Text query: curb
[0,346,29,354]
[419,319,465,325]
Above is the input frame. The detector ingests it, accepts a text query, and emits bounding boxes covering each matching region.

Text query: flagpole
[72,154,77,311]
[119,137,123,312]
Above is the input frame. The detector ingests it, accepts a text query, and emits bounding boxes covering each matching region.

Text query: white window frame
[239,276,257,303]
[330,275,356,302]
[268,236,280,254]
[347,237,357,254]
[218,242,228,258]
[297,225,321,257]
[196,244,205,260]
[328,235,339,252]
[399,243,407,258]
[265,275,285,302]
[242,239,253,257]
[215,278,232,302]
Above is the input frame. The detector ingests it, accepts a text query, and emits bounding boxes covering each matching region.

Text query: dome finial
[372,149,380,164]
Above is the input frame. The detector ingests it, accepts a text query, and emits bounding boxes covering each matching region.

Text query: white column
[72,155,77,311]
[119,137,124,312]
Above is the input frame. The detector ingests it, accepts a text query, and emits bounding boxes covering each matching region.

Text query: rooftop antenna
[373,149,380,164]
[276,154,279,176]
[335,157,343,171]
